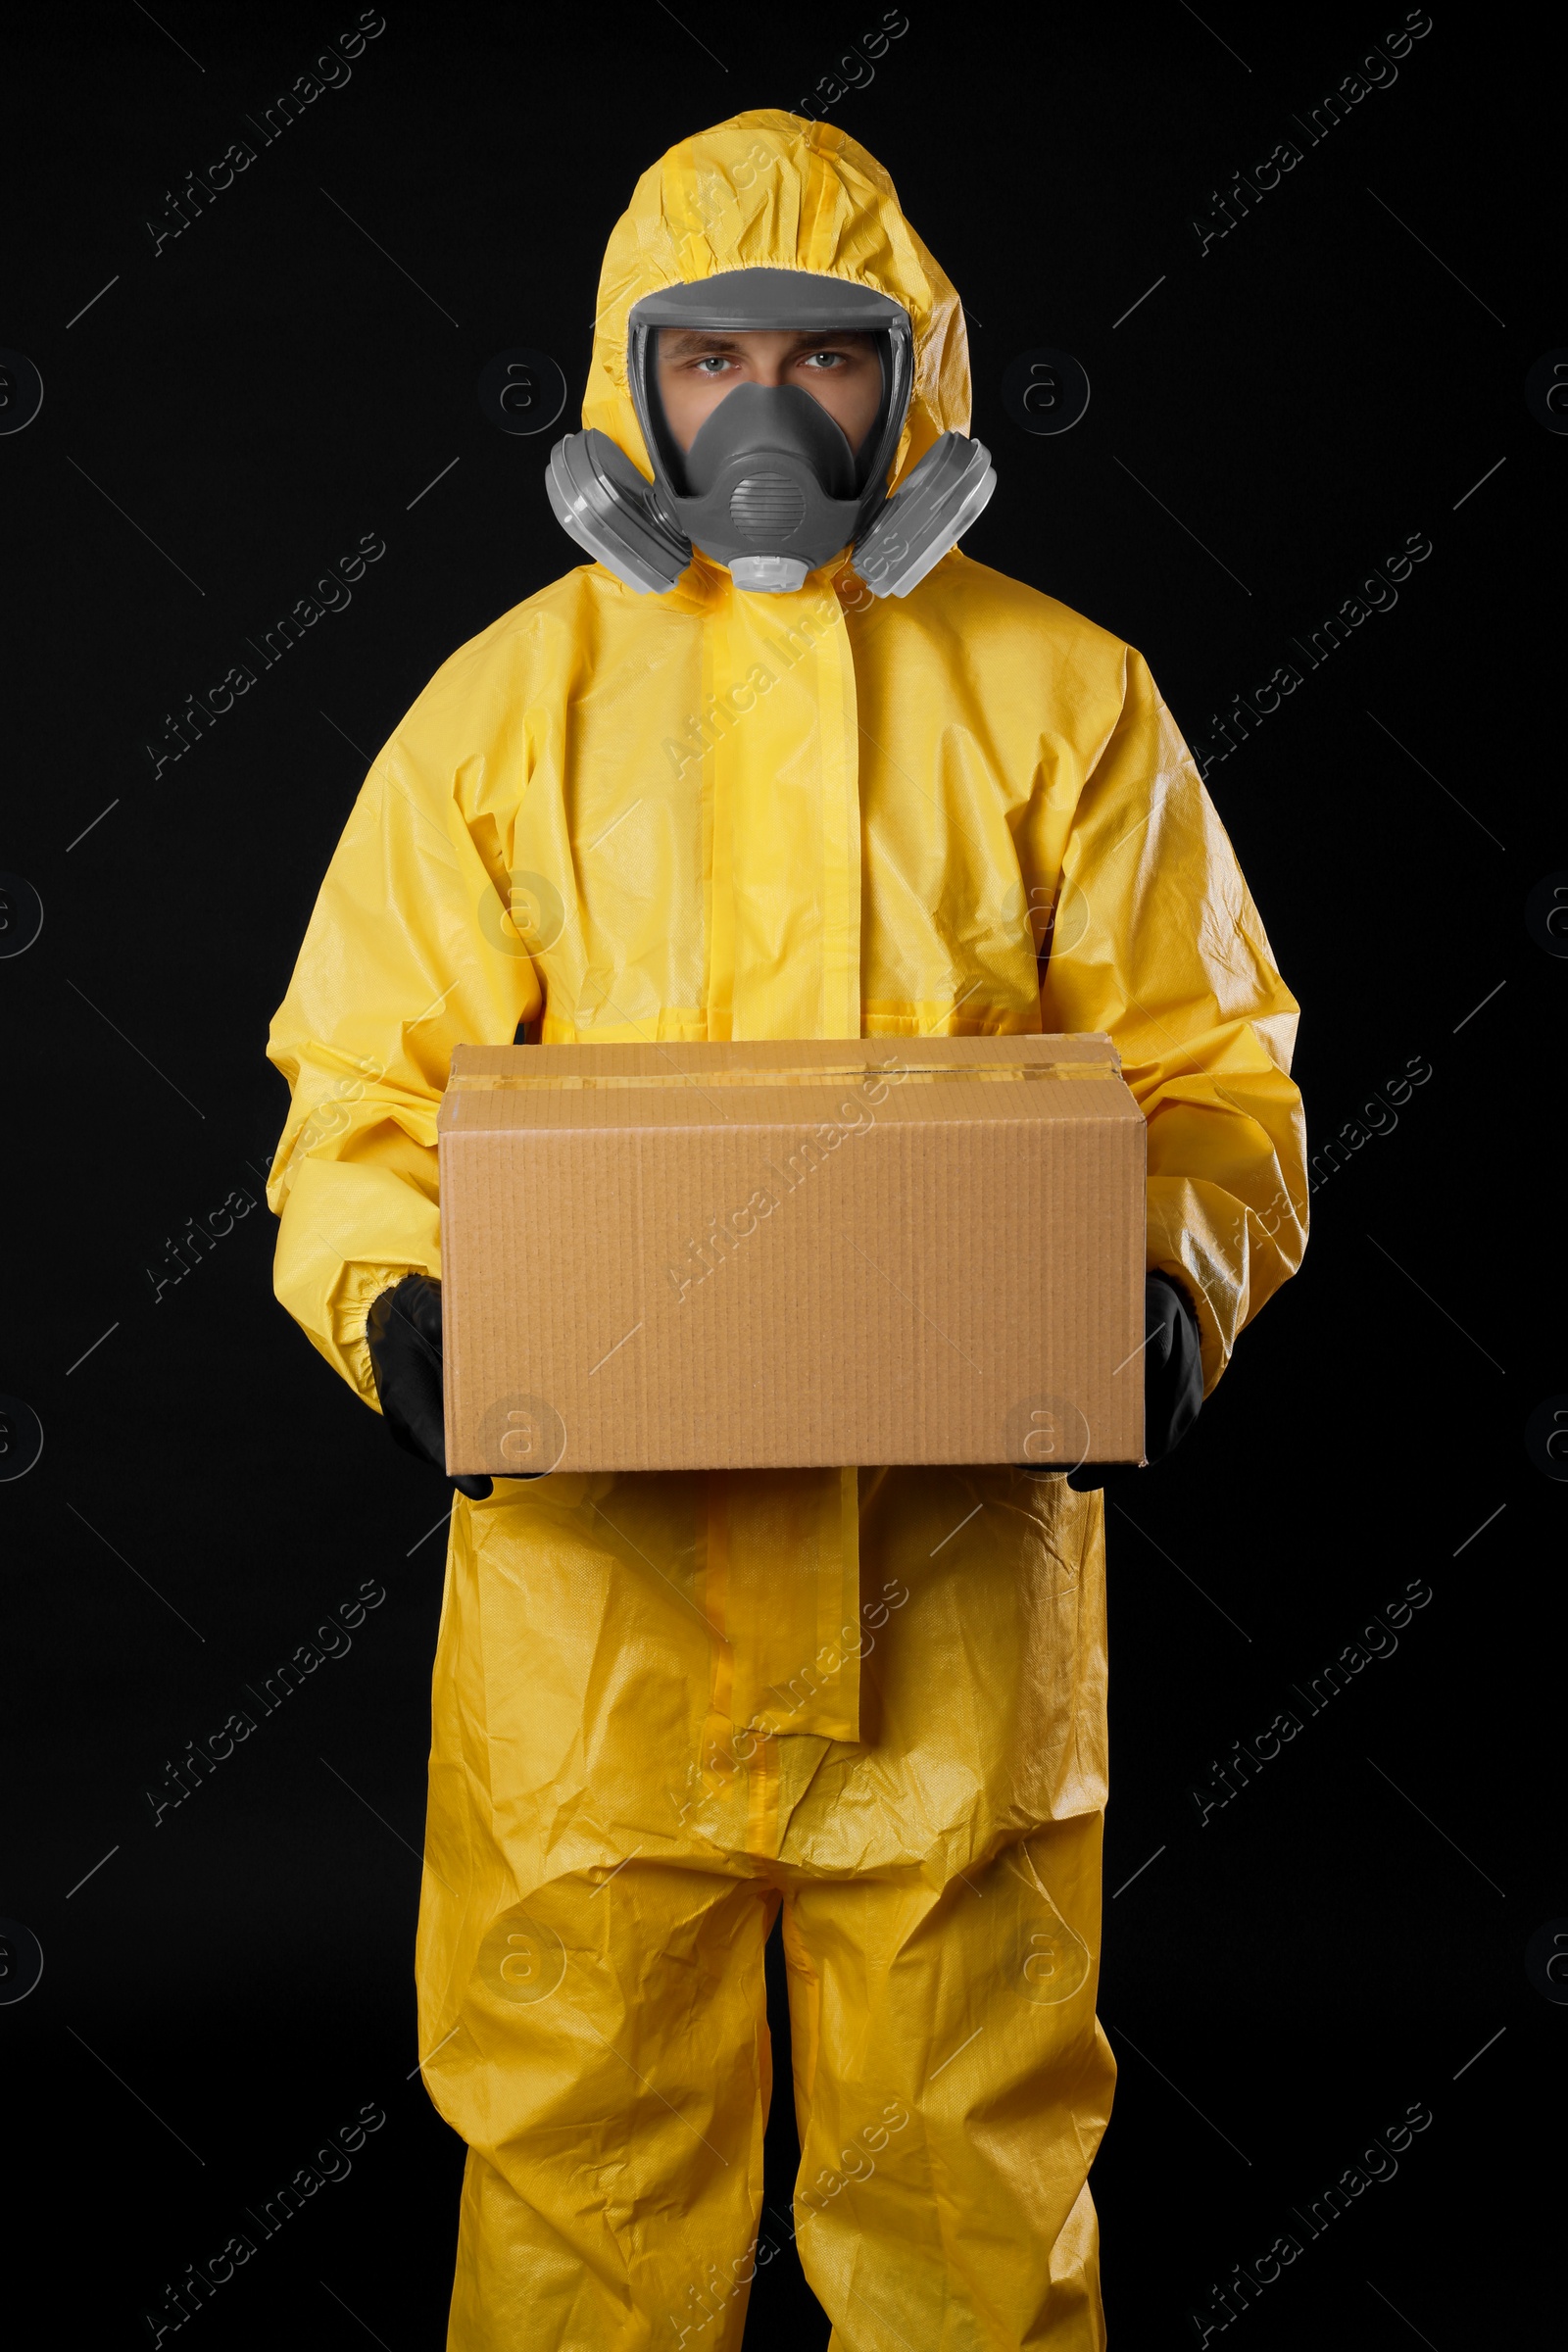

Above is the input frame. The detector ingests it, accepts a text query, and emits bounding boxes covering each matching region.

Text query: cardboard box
[439,1035,1146,1476]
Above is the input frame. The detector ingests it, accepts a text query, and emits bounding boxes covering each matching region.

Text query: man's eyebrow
[660,330,745,357]
[781,328,873,351]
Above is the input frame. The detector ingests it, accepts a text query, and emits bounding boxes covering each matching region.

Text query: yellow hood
[582,109,969,487]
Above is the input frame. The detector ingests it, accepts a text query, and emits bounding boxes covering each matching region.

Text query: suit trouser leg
[442,1862,780,2352]
[778,1811,1113,2352]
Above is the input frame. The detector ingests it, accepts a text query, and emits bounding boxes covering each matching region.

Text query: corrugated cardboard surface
[439,1035,1146,1474]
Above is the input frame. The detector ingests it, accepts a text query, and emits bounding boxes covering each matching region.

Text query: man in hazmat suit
[268,112,1305,2352]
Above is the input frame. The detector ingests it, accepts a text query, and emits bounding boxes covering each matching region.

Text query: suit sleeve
[265,630,542,1406]
[1037,646,1307,1393]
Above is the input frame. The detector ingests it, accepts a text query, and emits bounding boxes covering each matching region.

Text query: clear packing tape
[449,1060,1118,1090]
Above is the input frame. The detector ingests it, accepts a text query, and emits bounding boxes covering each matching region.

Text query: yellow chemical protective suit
[268,111,1306,2352]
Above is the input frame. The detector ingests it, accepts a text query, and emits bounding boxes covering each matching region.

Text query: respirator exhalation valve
[729,474,808,537]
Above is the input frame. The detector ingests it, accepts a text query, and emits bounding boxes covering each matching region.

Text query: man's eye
[802,351,846,369]
[695,357,732,375]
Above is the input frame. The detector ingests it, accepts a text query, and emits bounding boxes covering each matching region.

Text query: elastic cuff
[335,1262,428,1410]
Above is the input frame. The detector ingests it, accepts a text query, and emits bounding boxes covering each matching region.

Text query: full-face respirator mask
[547,269,995,597]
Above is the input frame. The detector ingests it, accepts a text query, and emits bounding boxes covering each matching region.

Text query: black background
[2,3,1561,2345]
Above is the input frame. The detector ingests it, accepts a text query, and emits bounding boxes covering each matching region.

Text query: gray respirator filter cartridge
[546,430,690,596]
[851,432,997,598]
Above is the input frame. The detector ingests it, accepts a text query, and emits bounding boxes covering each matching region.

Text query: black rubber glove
[366,1273,493,1502]
[1067,1271,1203,1492]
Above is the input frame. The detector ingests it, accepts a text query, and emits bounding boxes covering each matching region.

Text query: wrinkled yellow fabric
[267,108,1305,2352]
